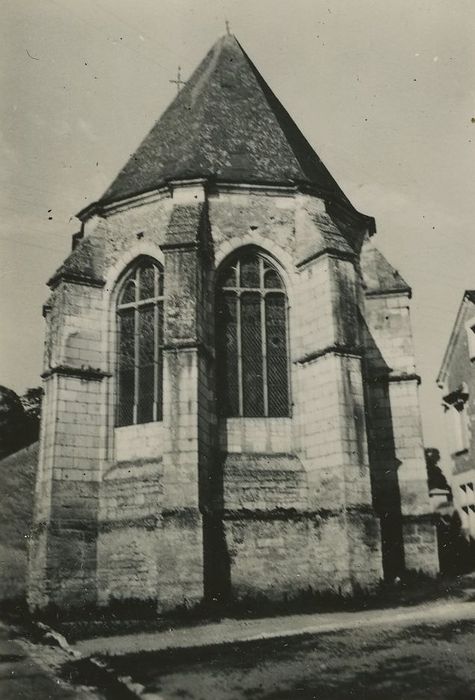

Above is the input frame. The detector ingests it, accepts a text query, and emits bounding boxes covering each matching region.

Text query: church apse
[28,34,437,613]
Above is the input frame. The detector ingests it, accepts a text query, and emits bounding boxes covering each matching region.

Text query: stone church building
[28,35,438,611]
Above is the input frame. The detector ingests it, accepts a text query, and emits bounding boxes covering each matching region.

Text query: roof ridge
[235,38,350,203]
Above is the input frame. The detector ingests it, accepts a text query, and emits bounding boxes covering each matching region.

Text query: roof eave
[78,174,375,231]
[436,292,475,387]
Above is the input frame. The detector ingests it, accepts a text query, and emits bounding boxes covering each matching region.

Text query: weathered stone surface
[362,240,437,577]
[0,443,38,600]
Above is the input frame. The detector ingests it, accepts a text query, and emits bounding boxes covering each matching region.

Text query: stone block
[402,516,439,575]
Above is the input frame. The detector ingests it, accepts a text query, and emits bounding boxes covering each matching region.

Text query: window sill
[115,422,164,462]
[219,416,293,453]
[115,420,163,429]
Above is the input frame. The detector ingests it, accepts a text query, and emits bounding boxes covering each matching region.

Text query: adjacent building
[437,290,475,541]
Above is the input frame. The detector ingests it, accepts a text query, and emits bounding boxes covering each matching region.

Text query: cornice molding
[48,271,105,290]
[296,247,356,269]
[41,365,110,381]
[295,344,363,366]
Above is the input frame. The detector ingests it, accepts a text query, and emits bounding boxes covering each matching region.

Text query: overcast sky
[1,0,474,461]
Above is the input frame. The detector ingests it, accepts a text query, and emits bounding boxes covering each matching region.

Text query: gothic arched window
[116,258,164,426]
[217,250,290,417]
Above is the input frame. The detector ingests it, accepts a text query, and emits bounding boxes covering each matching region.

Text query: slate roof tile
[360,237,411,296]
[97,35,362,220]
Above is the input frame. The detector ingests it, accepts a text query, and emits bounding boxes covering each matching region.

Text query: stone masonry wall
[29,185,436,612]
[224,516,311,599]
[29,193,173,609]
[0,443,38,601]
[363,288,438,576]
[210,192,382,597]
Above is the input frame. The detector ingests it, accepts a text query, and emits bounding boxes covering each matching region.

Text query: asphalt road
[3,598,475,699]
[104,617,475,699]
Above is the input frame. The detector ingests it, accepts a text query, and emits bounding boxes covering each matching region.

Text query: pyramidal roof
[360,237,411,296]
[95,35,364,218]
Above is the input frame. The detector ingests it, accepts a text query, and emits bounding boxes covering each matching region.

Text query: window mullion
[133,269,140,425]
[236,261,244,416]
[116,311,121,426]
[285,296,291,417]
[237,295,244,416]
[259,258,268,417]
[133,305,139,425]
[261,293,268,417]
[132,268,140,425]
[153,261,158,422]
[153,302,158,422]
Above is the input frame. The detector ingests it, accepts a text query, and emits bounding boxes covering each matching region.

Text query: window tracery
[116,258,164,426]
[216,251,290,417]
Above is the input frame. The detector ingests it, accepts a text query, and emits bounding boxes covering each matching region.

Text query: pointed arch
[216,247,290,417]
[115,256,164,426]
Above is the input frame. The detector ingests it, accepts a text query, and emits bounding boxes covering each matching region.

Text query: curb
[73,599,475,658]
[28,620,144,700]
[62,655,144,700]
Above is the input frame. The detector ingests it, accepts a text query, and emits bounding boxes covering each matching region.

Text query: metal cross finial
[225,20,231,36]
[169,66,186,94]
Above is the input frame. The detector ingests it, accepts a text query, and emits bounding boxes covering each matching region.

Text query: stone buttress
[360,237,438,576]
